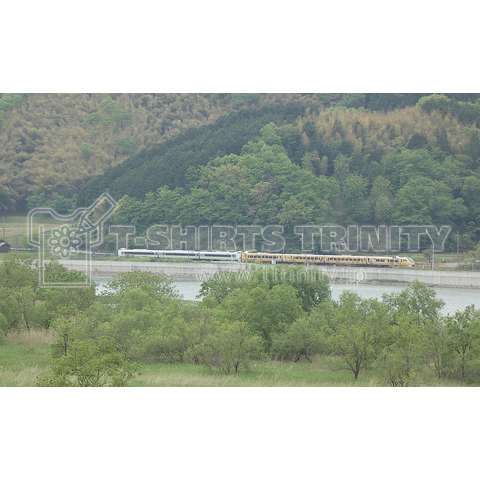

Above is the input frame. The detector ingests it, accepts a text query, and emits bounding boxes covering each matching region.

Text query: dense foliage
[0,93,323,211]
[4,92,480,249]
[109,112,480,250]
[1,252,479,386]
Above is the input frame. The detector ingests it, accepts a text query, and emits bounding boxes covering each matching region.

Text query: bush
[186,321,264,374]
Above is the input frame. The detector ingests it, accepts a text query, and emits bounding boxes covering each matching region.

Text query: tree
[270,315,323,362]
[37,336,140,387]
[378,314,424,387]
[406,133,429,150]
[416,94,449,115]
[104,271,181,300]
[278,195,309,229]
[79,143,95,159]
[219,283,304,351]
[337,93,366,109]
[198,265,331,313]
[465,131,480,168]
[115,137,136,155]
[110,109,132,127]
[185,321,264,374]
[392,176,466,225]
[321,292,390,380]
[382,281,445,324]
[445,305,480,380]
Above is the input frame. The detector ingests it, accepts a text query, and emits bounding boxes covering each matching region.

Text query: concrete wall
[58,260,480,289]
[316,266,480,288]
[59,260,246,281]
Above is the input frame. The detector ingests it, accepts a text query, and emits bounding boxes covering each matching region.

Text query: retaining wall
[57,260,480,289]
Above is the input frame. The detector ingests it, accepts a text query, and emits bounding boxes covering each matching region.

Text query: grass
[0,330,53,387]
[132,359,383,387]
[1,331,474,387]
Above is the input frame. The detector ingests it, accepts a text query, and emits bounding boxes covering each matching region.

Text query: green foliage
[230,93,260,107]
[270,315,323,362]
[79,143,95,159]
[100,97,118,114]
[37,336,140,387]
[198,265,330,313]
[185,321,264,374]
[115,137,136,155]
[0,93,24,111]
[110,109,131,127]
[337,93,366,109]
[378,314,423,386]
[382,280,445,323]
[320,292,390,379]
[219,283,304,351]
[0,254,96,333]
[445,305,480,380]
[26,192,77,213]
[84,112,106,124]
[103,271,181,300]
[417,94,450,114]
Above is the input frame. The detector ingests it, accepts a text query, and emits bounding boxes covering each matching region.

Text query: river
[93,276,480,316]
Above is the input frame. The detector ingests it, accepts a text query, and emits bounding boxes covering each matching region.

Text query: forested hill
[0,93,325,211]
[4,92,479,211]
[3,93,480,245]
[82,93,480,251]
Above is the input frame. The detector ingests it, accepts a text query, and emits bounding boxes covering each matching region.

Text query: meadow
[1,329,472,388]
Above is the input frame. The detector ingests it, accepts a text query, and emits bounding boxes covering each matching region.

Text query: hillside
[5,92,474,211]
[0,93,324,211]
[3,92,480,252]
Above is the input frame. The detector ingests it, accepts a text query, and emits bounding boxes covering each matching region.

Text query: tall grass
[0,334,474,387]
[6,329,54,345]
[0,330,53,386]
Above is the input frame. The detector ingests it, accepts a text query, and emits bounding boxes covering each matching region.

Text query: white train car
[117,249,243,262]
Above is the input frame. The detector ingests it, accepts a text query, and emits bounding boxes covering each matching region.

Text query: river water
[93,276,480,316]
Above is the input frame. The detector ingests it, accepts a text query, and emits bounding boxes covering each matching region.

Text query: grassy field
[1,214,65,249]
[0,330,53,387]
[0,330,472,387]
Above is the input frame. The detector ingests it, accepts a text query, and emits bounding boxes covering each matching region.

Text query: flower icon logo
[48,225,83,258]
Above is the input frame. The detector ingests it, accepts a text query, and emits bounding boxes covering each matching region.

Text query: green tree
[337,93,366,109]
[219,283,304,351]
[110,109,131,127]
[382,280,445,323]
[270,315,323,362]
[115,137,136,155]
[100,97,118,114]
[230,93,260,107]
[37,336,140,387]
[79,143,95,159]
[392,177,466,224]
[445,305,480,380]
[343,173,370,224]
[378,314,423,387]
[416,94,449,115]
[321,292,390,379]
[278,195,309,229]
[186,321,264,374]
[198,265,330,313]
[104,271,180,301]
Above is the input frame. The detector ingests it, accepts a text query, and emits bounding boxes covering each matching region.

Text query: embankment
[57,260,480,289]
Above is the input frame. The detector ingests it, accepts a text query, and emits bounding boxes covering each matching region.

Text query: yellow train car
[241,252,415,267]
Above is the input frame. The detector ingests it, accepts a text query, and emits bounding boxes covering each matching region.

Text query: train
[117,248,415,267]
